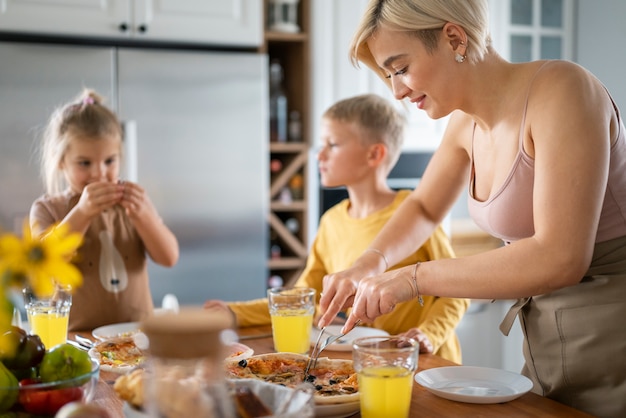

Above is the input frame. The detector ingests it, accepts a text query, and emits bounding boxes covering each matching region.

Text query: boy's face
[317,118,373,188]
[60,134,122,194]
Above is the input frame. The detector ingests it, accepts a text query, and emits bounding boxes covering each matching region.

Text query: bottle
[270,60,288,143]
[141,308,235,418]
[288,110,302,142]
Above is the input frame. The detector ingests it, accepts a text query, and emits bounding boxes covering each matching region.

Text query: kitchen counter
[78,326,594,418]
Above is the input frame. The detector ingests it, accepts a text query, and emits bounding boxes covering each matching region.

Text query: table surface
[76,326,595,418]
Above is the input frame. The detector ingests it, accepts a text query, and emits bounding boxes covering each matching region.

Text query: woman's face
[317,118,373,188]
[367,28,458,119]
[60,134,122,194]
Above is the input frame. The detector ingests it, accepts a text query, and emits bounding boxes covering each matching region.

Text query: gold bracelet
[365,248,389,271]
[412,262,424,306]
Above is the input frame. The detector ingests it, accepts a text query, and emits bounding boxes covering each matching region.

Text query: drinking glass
[267,287,315,354]
[23,287,72,349]
[352,335,419,418]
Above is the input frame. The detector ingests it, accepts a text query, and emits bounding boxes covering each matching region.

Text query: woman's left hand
[343,266,416,331]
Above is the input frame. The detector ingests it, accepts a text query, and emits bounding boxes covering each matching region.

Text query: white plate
[315,401,360,417]
[92,322,140,341]
[415,366,533,404]
[310,326,389,352]
[123,402,149,418]
[226,342,254,362]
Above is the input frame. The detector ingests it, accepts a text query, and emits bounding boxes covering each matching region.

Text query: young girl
[30,88,179,331]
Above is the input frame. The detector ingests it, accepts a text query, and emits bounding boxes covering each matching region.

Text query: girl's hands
[77,181,124,218]
[118,181,153,220]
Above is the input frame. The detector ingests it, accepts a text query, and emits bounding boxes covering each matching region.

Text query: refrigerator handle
[121,120,138,182]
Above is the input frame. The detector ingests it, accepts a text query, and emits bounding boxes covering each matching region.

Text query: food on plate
[233,385,272,418]
[224,353,359,405]
[113,369,144,409]
[39,344,92,383]
[89,337,145,372]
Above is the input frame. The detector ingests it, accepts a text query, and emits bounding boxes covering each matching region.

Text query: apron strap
[499,297,531,336]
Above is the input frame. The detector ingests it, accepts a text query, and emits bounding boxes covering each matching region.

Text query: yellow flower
[0,221,83,298]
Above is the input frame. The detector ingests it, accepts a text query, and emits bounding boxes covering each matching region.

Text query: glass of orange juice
[353,335,419,418]
[267,287,315,354]
[23,287,72,350]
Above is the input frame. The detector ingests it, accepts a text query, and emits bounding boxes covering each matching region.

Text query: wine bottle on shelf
[269,60,288,143]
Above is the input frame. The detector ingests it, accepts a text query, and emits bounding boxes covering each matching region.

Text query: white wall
[575,0,626,111]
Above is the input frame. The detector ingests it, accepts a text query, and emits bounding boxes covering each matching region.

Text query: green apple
[38,344,92,383]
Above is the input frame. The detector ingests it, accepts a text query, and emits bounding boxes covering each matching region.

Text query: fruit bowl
[0,357,100,416]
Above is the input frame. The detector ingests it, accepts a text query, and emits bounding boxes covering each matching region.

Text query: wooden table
[78,326,594,418]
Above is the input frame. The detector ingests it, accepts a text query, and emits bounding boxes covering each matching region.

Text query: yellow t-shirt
[229,190,469,363]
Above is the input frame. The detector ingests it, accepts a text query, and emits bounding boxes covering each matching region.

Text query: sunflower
[0,221,83,298]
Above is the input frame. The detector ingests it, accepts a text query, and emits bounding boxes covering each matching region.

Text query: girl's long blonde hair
[40,88,122,195]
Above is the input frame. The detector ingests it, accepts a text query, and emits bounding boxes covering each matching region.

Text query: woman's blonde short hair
[350,0,491,80]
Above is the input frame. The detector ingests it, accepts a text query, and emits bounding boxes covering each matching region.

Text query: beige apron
[500,236,626,418]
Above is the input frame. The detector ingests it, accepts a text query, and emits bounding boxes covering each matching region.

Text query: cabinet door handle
[118,22,129,32]
[137,24,148,33]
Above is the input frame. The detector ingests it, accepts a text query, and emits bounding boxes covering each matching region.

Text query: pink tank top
[468,64,626,244]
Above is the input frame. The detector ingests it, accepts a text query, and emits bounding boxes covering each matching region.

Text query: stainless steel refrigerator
[0,41,268,305]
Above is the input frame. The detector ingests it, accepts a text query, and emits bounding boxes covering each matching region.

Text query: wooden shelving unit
[263,0,311,287]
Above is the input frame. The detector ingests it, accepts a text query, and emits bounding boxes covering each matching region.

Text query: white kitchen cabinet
[0,0,262,47]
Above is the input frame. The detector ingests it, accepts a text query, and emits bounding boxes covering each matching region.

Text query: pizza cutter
[305,319,361,376]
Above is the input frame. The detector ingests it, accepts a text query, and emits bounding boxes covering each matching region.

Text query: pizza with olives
[224,353,359,405]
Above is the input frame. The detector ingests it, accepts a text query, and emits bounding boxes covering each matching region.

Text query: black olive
[329,379,338,385]
[305,374,316,383]
[315,385,323,391]
[238,359,247,368]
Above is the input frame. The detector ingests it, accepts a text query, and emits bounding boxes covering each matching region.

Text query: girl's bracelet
[364,248,389,271]
[412,262,424,306]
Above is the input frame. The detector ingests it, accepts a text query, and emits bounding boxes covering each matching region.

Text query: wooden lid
[140,307,233,359]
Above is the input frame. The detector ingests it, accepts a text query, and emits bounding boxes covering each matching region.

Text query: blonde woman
[318,1,626,416]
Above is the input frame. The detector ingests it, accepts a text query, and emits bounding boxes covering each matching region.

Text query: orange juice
[357,365,414,418]
[270,308,313,353]
[27,306,70,349]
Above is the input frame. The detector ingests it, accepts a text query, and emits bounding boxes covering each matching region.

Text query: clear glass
[146,355,234,418]
[23,287,71,350]
[353,336,418,418]
[267,287,315,354]
[141,309,235,418]
[511,0,533,25]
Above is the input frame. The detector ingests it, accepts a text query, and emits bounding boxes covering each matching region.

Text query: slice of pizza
[224,352,359,405]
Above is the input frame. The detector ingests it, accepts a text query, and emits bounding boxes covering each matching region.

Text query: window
[492,0,575,62]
